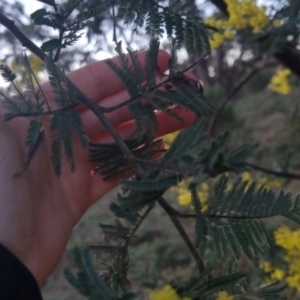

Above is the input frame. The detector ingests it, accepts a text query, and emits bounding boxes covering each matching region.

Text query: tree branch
[207,64,274,138]
[157,197,206,274]
[0,13,45,60]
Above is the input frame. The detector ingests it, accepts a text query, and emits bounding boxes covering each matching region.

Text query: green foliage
[77,5,107,22]
[0,65,16,82]
[197,175,299,261]
[90,137,162,180]
[64,248,115,300]
[117,0,211,53]
[1,0,300,299]
[50,110,87,176]
[44,55,74,107]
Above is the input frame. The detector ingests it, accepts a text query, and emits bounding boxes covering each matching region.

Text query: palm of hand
[0,50,194,285]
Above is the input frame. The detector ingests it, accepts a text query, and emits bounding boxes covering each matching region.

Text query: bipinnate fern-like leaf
[64,247,114,300]
[117,0,211,53]
[30,8,62,29]
[207,176,294,218]
[76,5,107,22]
[153,87,211,117]
[163,125,258,181]
[106,45,160,140]
[18,120,44,175]
[109,202,140,224]
[168,39,179,75]
[50,110,87,177]
[198,272,245,296]
[0,65,17,82]
[44,55,79,108]
[63,0,83,13]
[163,120,207,162]
[0,91,23,121]
[106,47,142,97]
[180,271,245,299]
[145,38,160,89]
[89,137,162,180]
[41,38,63,52]
[99,223,130,242]
[190,185,207,250]
[255,281,287,299]
[44,55,69,107]
[227,142,259,166]
[201,175,299,261]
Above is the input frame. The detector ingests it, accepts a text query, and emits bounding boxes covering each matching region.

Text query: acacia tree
[0,0,300,299]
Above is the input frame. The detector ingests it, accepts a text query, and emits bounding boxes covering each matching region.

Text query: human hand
[0,50,194,285]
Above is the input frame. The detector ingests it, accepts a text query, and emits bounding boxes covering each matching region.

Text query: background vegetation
[1,0,300,299]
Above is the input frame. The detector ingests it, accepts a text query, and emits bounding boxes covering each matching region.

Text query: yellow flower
[178,191,191,206]
[210,33,225,49]
[149,285,190,300]
[216,291,233,300]
[273,19,282,28]
[223,30,234,39]
[262,226,300,291]
[264,179,284,189]
[268,69,292,95]
[271,268,285,280]
[260,261,274,273]
[205,18,217,26]
[163,131,180,148]
[241,171,251,182]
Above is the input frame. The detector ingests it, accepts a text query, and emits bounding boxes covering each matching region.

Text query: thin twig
[121,204,155,281]
[245,162,300,180]
[158,197,206,273]
[129,204,155,241]
[207,63,275,138]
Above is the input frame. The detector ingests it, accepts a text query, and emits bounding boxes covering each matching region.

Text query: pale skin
[0,50,195,286]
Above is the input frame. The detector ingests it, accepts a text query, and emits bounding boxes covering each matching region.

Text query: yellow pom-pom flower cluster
[149,285,190,300]
[205,0,273,48]
[216,291,234,300]
[274,226,300,289]
[241,172,285,190]
[163,131,179,148]
[171,172,284,209]
[171,181,209,211]
[268,69,292,95]
[260,226,300,290]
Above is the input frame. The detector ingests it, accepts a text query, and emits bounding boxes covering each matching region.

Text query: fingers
[81,72,199,139]
[88,107,194,202]
[41,50,170,109]
[92,106,194,143]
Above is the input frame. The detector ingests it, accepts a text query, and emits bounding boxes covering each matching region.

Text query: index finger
[41,50,170,108]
